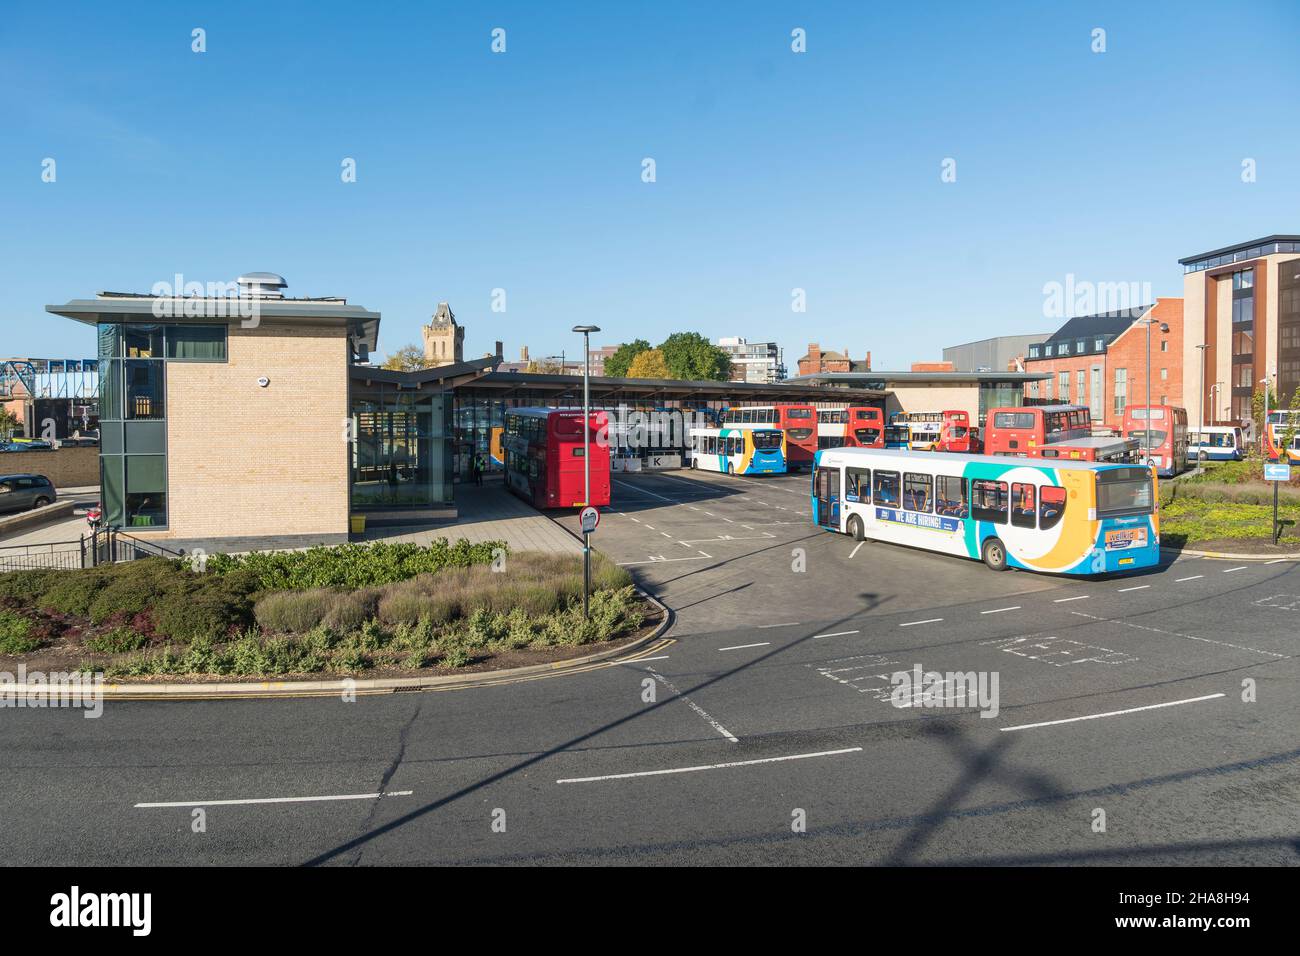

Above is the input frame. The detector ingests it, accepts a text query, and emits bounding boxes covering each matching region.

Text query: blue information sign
[1264,462,1292,482]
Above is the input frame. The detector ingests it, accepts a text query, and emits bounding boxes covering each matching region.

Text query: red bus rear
[983,404,1137,463]
[777,404,817,467]
[1122,405,1188,477]
[935,409,980,453]
[503,408,611,509]
[845,406,884,448]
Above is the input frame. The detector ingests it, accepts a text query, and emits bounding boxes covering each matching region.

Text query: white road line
[703,511,714,516]
[659,532,672,537]
[718,642,770,651]
[758,621,801,629]
[1266,558,1290,564]
[1117,585,1150,592]
[633,656,671,662]
[1053,595,1090,603]
[849,542,865,559]
[617,555,711,566]
[980,606,1020,614]
[556,747,863,784]
[1069,609,1286,659]
[813,629,859,639]
[1223,566,1248,573]
[645,525,656,530]
[1000,694,1225,732]
[135,790,413,809]
[645,668,738,743]
[900,618,943,627]
[612,479,676,503]
[1176,575,1203,582]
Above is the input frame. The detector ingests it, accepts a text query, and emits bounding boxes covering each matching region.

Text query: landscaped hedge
[205,539,506,590]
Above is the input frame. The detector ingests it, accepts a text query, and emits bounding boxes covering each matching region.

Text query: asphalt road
[3,468,1299,866]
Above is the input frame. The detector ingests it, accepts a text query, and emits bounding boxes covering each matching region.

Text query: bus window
[846,467,871,502]
[904,473,933,513]
[936,475,967,518]
[873,470,900,506]
[993,411,1035,429]
[1040,486,1066,529]
[971,480,1008,524]
[1011,483,1036,529]
[1096,467,1155,517]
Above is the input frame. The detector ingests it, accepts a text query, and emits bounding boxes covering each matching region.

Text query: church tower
[422,302,464,367]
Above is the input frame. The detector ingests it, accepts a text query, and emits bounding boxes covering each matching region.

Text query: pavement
[1,469,1298,865]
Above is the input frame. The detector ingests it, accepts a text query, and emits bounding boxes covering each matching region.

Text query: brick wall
[1102,298,1184,431]
[143,322,351,542]
[0,446,98,488]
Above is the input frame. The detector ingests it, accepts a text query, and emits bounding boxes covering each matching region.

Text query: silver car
[0,474,58,514]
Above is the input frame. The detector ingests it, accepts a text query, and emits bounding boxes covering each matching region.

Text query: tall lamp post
[1262,376,1273,459]
[1143,318,1170,466]
[572,324,600,618]
[1194,343,1209,462]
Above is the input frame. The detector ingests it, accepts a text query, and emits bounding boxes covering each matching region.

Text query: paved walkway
[361,479,581,554]
[0,481,580,556]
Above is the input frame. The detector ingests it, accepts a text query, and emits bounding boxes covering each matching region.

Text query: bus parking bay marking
[1255,594,1300,611]
[811,655,969,705]
[979,635,1138,666]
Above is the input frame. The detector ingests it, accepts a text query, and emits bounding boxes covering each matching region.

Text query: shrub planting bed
[1161,462,1300,550]
[0,540,657,679]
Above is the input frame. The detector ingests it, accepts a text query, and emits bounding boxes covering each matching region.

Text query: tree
[381,344,435,372]
[0,407,18,442]
[604,339,651,379]
[526,359,566,374]
[659,331,731,381]
[626,348,670,379]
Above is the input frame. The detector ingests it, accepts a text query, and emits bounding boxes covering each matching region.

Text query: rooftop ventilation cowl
[236,272,288,299]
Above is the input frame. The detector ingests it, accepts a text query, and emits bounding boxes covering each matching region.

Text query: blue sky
[2,0,1298,370]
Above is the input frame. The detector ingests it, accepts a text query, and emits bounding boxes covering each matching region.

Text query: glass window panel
[101,456,125,526]
[166,324,227,360]
[124,360,165,419]
[97,323,123,361]
[123,325,164,358]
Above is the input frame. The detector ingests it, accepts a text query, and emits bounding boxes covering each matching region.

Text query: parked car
[1,440,53,451]
[0,474,58,514]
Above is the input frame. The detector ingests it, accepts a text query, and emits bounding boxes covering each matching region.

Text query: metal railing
[0,528,184,572]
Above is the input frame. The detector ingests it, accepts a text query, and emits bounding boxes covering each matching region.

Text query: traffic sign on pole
[580,505,600,534]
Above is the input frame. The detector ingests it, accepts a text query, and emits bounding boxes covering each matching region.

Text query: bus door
[815,465,841,529]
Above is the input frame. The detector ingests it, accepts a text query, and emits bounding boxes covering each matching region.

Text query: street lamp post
[1143,319,1169,465]
[1195,343,1209,463]
[1262,377,1272,460]
[572,324,600,619]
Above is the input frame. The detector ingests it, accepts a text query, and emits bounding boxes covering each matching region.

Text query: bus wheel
[981,537,1008,572]
[847,514,864,541]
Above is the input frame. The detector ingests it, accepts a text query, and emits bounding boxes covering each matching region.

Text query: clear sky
[2,0,1298,370]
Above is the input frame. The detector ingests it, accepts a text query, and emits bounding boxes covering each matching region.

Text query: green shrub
[0,608,41,654]
[439,644,471,668]
[38,571,109,617]
[206,539,506,590]
[0,568,65,604]
[83,626,150,654]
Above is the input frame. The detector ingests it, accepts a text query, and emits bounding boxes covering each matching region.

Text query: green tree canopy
[659,331,732,381]
[604,339,651,378]
[381,344,435,372]
[626,348,670,379]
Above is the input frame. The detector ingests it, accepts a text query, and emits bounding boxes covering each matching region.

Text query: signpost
[579,504,599,619]
[1265,461,1291,544]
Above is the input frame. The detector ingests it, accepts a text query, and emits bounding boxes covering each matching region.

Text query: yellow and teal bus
[689,426,786,476]
[811,447,1159,574]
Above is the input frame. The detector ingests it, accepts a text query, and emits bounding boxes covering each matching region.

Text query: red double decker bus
[721,404,818,468]
[503,408,611,509]
[984,404,1137,463]
[845,406,885,448]
[1122,405,1189,477]
[934,409,981,453]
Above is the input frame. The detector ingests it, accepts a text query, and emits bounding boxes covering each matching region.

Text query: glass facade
[1230,268,1255,422]
[96,322,228,529]
[1182,239,1300,273]
[351,390,452,508]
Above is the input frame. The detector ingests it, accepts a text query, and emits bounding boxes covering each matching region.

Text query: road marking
[634,656,671,662]
[629,517,641,523]
[1176,575,1203,582]
[900,618,943,627]
[556,747,862,784]
[718,642,770,651]
[1000,694,1225,732]
[659,531,672,538]
[617,555,711,566]
[758,621,800,629]
[135,790,413,809]
[1266,558,1289,564]
[1223,566,1248,573]
[645,525,656,530]
[1117,585,1150,592]
[1053,595,1090,603]
[612,479,676,503]
[703,511,714,516]
[1069,610,1286,659]
[813,629,859,639]
[645,668,738,743]
[849,542,865,559]
[980,606,1020,614]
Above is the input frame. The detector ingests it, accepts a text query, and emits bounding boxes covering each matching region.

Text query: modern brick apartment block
[1179,236,1300,426]
[1024,299,1183,433]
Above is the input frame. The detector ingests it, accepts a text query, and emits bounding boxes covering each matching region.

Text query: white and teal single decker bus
[811,447,1159,575]
[689,426,787,476]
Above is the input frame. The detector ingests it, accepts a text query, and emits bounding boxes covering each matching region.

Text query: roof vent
[236,272,288,299]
